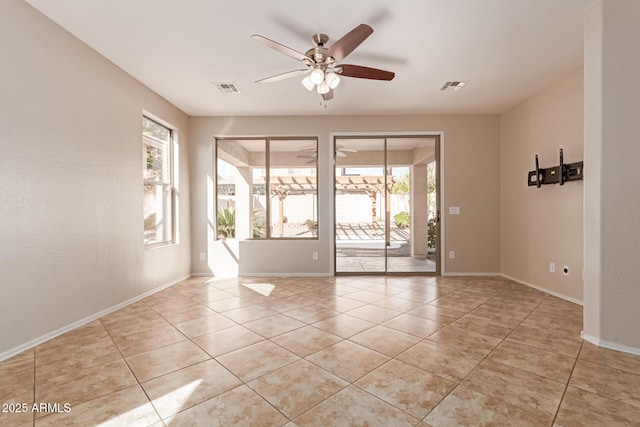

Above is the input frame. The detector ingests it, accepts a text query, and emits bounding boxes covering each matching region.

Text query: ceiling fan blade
[339,64,395,81]
[255,69,309,84]
[338,148,358,153]
[327,24,373,62]
[251,35,309,62]
[297,151,317,158]
[321,89,334,101]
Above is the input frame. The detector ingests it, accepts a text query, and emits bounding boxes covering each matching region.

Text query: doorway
[334,136,440,274]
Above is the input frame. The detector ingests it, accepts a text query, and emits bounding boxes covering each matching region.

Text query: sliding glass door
[335,138,386,272]
[334,136,439,274]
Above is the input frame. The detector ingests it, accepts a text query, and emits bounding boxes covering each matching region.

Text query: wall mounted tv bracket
[528,148,584,187]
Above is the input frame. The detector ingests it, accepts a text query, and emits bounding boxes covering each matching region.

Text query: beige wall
[0,0,191,357]
[584,0,640,351]
[189,115,501,276]
[500,69,584,302]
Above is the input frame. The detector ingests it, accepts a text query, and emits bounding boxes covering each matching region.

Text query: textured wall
[0,0,191,357]
[501,68,584,302]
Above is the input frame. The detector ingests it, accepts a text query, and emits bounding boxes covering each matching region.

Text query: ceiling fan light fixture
[301,75,314,91]
[325,71,340,89]
[316,81,330,94]
[310,68,325,85]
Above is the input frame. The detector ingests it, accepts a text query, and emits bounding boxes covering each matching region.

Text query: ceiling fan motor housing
[307,34,334,65]
[312,33,329,46]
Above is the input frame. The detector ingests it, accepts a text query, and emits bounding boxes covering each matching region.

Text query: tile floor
[2,275,640,426]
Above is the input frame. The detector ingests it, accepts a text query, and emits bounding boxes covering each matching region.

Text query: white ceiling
[25,0,594,117]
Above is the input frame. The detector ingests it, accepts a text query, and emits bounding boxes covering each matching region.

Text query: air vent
[440,81,468,91]
[212,83,241,94]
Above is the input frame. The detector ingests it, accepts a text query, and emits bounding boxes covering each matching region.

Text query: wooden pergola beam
[263,175,396,235]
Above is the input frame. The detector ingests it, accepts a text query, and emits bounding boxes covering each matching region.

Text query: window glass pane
[144,184,173,245]
[143,116,174,246]
[216,157,235,238]
[216,139,266,240]
[144,144,166,183]
[142,116,170,142]
[269,139,317,238]
[143,117,170,185]
[252,167,267,238]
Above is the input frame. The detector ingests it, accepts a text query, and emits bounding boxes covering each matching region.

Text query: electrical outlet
[312,252,319,261]
[199,252,206,261]
[550,262,555,273]
[449,251,455,259]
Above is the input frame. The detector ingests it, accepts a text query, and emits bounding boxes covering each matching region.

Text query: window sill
[144,241,178,250]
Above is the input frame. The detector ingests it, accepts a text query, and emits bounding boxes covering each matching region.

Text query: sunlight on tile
[150,378,202,419]
[241,282,275,296]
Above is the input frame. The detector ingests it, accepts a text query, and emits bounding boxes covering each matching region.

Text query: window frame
[142,115,176,248]
[214,136,319,241]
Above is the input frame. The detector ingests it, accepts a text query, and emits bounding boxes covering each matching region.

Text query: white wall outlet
[199,252,206,261]
[563,266,569,275]
[449,206,460,215]
[550,262,555,273]
[312,252,319,261]
[449,250,455,259]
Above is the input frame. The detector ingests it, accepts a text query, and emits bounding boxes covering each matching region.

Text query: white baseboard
[190,272,222,278]
[581,332,640,356]
[239,272,333,277]
[500,274,583,306]
[0,274,190,363]
[443,272,501,277]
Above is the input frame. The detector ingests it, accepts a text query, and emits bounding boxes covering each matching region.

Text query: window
[269,140,318,238]
[143,116,174,246]
[216,139,267,239]
[216,138,318,240]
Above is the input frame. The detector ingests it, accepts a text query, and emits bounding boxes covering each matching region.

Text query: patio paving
[336,253,436,273]
[335,223,436,273]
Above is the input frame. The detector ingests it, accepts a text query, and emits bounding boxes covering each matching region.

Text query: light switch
[449,206,460,215]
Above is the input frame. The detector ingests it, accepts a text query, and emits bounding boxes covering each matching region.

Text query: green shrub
[217,207,236,238]
[394,211,410,229]
[428,218,437,248]
[218,207,267,238]
[252,209,266,238]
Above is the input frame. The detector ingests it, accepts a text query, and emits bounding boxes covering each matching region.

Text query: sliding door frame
[330,131,445,276]
[332,132,443,276]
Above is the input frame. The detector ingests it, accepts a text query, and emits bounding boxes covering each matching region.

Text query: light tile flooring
[2,275,640,426]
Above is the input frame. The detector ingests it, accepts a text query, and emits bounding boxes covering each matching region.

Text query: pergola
[267,175,396,239]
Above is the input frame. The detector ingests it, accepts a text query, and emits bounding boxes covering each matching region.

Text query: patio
[336,223,436,273]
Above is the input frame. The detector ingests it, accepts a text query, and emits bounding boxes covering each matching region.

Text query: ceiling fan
[252,24,395,101]
[297,145,358,161]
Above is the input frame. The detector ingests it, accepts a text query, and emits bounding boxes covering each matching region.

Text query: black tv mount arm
[528,148,583,187]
